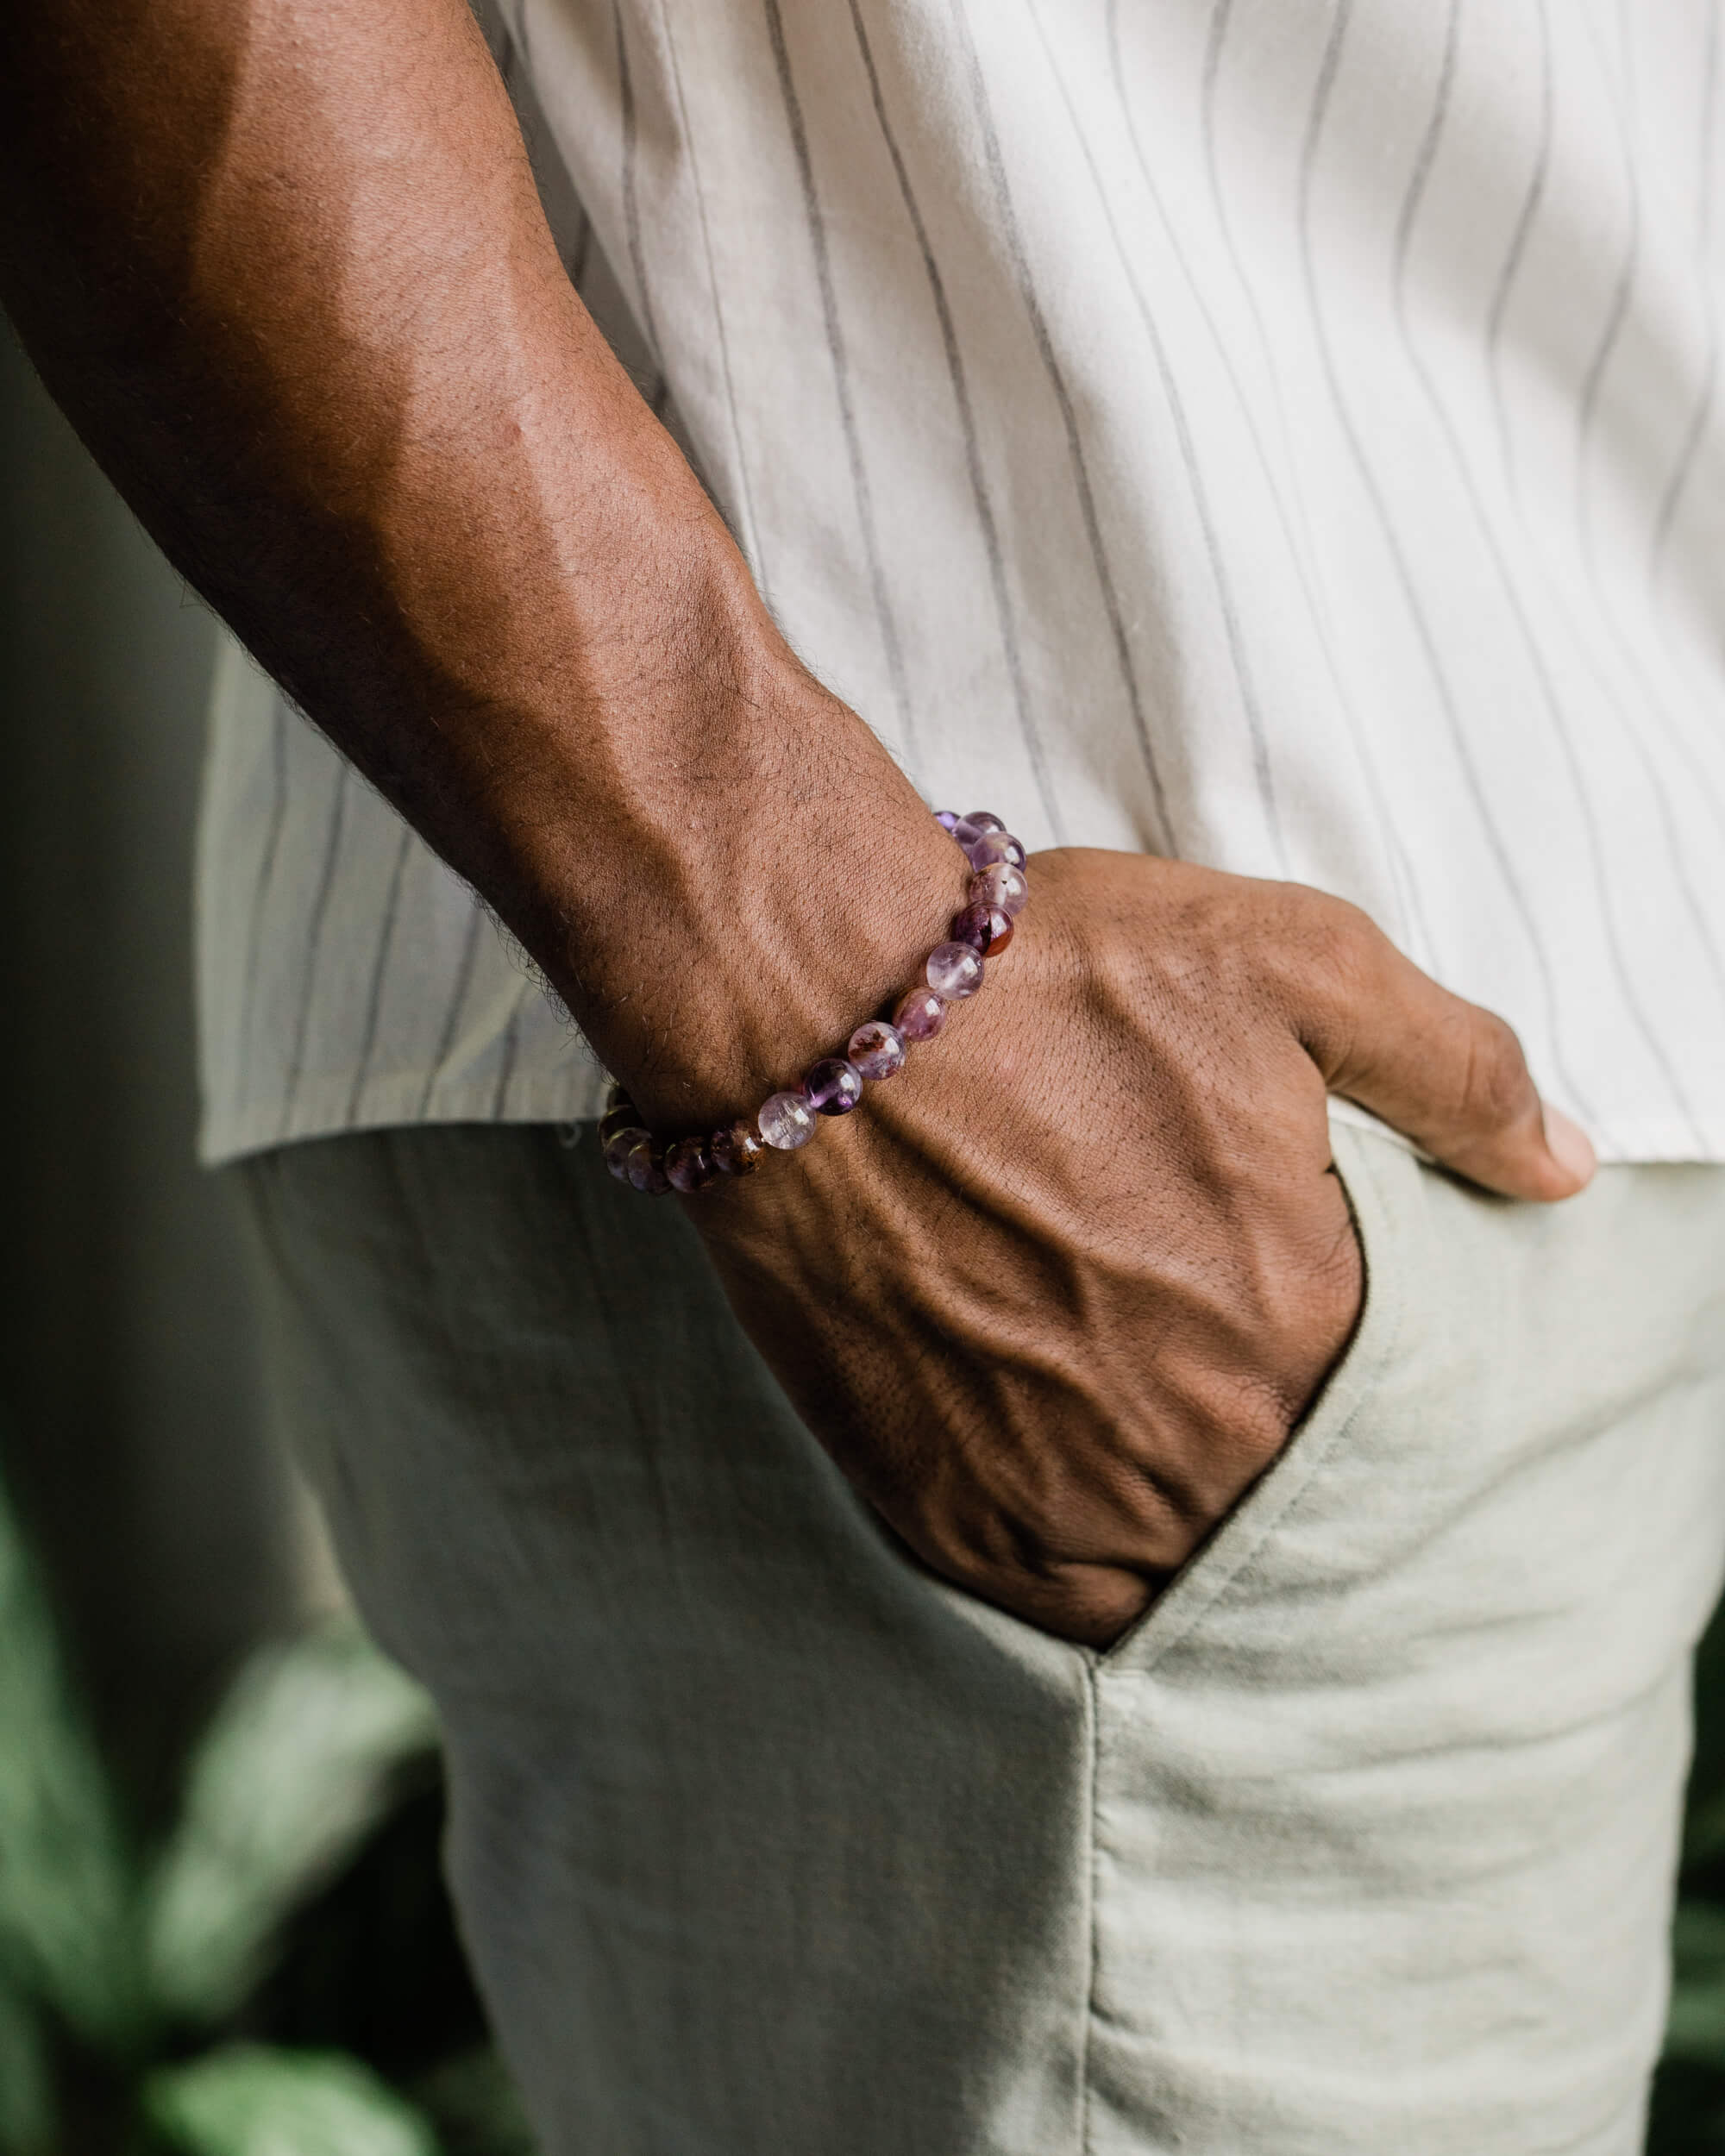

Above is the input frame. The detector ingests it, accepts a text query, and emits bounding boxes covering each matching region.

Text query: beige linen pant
[236,1117,1725,2155]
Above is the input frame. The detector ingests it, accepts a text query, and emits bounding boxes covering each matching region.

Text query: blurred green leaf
[1684,1793,1725,1871]
[146,1622,439,2027]
[143,2044,437,2156]
[411,2049,534,2156]
[0,1460,141,2053]
[1672,1905,1725,2067]
[0,1978,55,2155]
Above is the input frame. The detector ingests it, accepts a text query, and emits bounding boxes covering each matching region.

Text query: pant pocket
[1094,1115,1417,1675]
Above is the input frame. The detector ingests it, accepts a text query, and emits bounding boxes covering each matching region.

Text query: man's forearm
[0,0,958,1119]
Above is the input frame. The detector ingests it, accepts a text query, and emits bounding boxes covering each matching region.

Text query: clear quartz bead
[951,811,1006,851]
[894,988,946,1042]
[848,1020,906,1081]
[968,862,1028,917]
[758,1090,818,1150]
[926,940,984,1000]
[965,830,1026,871]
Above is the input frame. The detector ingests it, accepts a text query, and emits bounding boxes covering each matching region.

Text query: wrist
[501,555,965,1126]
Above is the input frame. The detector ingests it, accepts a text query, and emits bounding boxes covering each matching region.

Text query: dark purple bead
[802,1056,864,1116]
[625,1138,671,1195]
[604,1125,651,1179]
[950,901,1015,957]
[665,1138,718,1193]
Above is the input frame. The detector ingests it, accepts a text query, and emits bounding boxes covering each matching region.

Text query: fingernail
[1541,1102,1596,1187]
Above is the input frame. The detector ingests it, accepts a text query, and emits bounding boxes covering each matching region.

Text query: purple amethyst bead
[894,987,947,1042]
[604,1125,651,1179]
[599,1105,643,1149]
[665,1138,718,1193]
[965,829,1027,872]
[968,862,1029,917]
[803,1056,864,1116]
[951,811,1006,851]
[950,901,1014,957]
[758,1090,817,1150]
[848,1019,906,1081]
[933,808,961,833]
[926,940,984,1001]
[624,1138,670,1194]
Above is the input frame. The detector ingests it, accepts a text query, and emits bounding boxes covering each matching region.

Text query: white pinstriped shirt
[197,0,1725,1166]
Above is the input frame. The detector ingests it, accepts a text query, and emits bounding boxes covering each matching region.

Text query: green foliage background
[1650,1602,1725,2150]
[0,1456,529,2156]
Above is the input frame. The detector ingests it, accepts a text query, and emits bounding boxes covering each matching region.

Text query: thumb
[1291,904,1596,1202]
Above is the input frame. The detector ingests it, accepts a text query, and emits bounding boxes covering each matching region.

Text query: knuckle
[1458,1010,1534,1130]
[1265,887,1380,1003]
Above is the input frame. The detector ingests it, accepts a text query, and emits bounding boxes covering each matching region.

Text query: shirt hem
[201,1074,1725,1171]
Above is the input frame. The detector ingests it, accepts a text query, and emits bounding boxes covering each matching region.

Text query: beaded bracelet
[599,808,1029,1195]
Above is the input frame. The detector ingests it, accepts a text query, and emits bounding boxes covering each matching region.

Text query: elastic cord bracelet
[599,809,1029,1194]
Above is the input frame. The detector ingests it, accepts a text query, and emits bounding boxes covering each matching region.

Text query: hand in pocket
[692,849,1593,1647]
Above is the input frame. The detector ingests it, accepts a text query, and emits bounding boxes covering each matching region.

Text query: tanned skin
[0,0,1594,1645]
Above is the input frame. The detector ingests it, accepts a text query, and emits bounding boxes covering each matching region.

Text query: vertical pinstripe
[1389,0,1709,1140]
[1107,0,1428,950]
[1651,3,1722,577]
[1572,6,1643,571]
[416,901,486,1120]
[236,696,288,1111]
[1484,0,1552,497]
[946,0,1175,849]
[342,824,412,1125]
[1292,0,1593,1116]
[1516,6,1725,846]
[761,0,918,764]
[657,3,766,576]
[613,2,665,375]
[196,0,1725,1169]
[276,758,350,1141]
[488,976,532,1119]
[1026,0,1286,873]
[844,0,1063,837]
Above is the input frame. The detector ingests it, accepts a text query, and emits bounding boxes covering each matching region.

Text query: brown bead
[712,1119,767,1176]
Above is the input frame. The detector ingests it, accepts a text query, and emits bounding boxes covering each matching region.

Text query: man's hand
[0,0,1594,1653]
[688,847,1593,1648]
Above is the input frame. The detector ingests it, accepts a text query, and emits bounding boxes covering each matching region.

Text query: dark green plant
[1647,1598,1725,2153]
[0,1463,530,2156]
